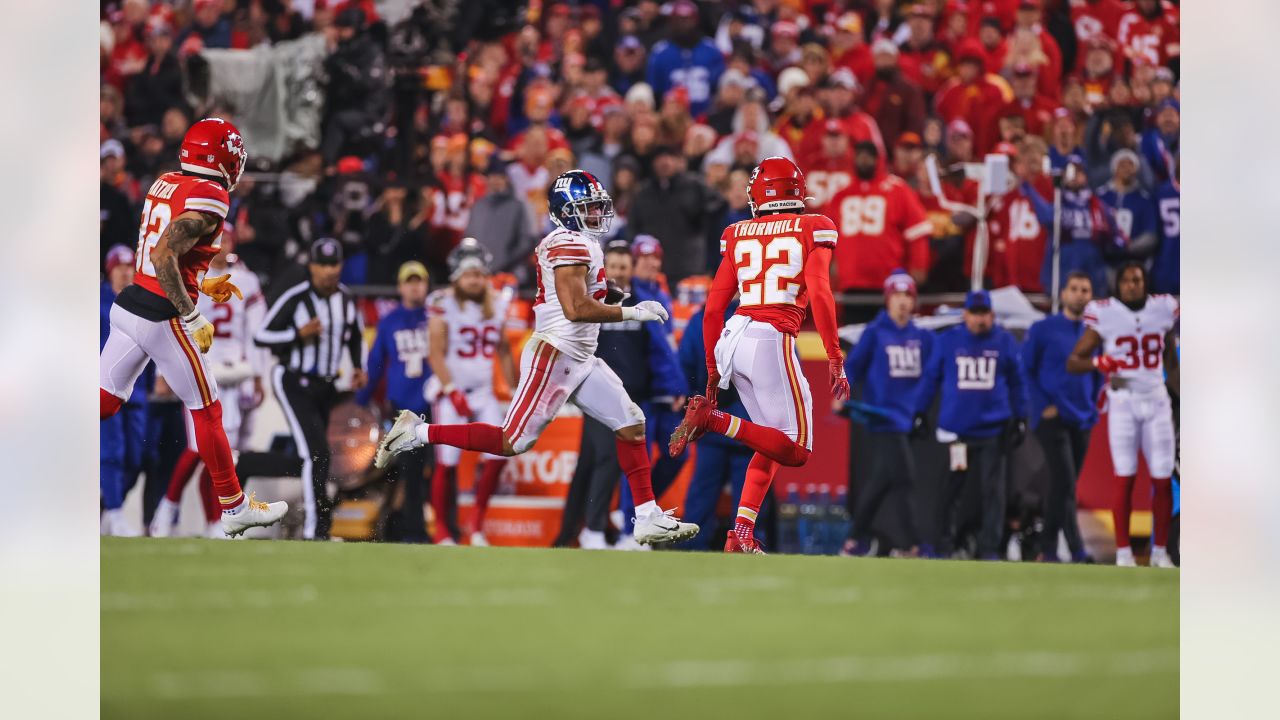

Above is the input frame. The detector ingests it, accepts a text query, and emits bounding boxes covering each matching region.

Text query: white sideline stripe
[149,668,387,699]
[102,586,554,613]
[150,649,1175,698]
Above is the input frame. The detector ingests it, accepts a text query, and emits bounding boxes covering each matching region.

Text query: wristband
[182,308,203,325]
[442,383,456,394]
[620,306,638,321]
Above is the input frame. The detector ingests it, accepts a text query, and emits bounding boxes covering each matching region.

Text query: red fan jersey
[984,176,1052,291]
[717,213,839,336]
[797,149,855,209]
[132,172,230,302]
[1117,3,1179,68]
[822,173,932,291]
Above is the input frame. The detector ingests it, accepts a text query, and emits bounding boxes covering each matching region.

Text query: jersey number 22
[735,236,803,306]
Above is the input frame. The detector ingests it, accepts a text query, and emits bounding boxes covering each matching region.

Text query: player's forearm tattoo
[156,216,210,316]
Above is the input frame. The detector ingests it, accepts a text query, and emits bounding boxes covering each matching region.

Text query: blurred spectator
[682,123,719,173]
[1096,148,1159,271]
[944,118,976,164]
[629,146,723,284]
[579,106,630,185]
[897,4,952,96]
[985,139,1051,291]
[356,261,432,543]
[799,68,883,162]
[100,246,148,537]
[1151,166,1180,294]
[100,140,137,263]
[864,39,927,155]
[605,155,643,242]
[465,157,537,289]
[772,72,819,150]
[998,2,1064,99]
[184,0,233,50]
[917,156,980,292]
[704,90,793,167]
[799,119,854,209]
[1117,0,1180,70]
[1019,153,1117,296]
[1047,109,1085,173]
[893,133,926,188]
[822,141,931,317]
[1078,34,1118,110]
[867,0,908,45]
[765,21,803,74]
[1069,0,1129,53]
[1141,98,1179,183]
[841,270,929,557]
[320,8,387,165]
[657,86,694,148]
[508,126,553,234]
[646,0,724,117]
[914,289,1029,560]
[123,20,184,128]
[935,40,1013,154]
[998,63,1057,140]
[1021,272,1099,563]
[363,179,414,286]
[610,35,649,95]
[830,12,874,87]
[706,69,757,136]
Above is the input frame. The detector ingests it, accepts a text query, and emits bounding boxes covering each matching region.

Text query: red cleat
[668,395,714,457]
[724,534,767,554]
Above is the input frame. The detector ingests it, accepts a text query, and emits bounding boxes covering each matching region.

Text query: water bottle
[815,483,833,554]
[798,484,821,555]
[776,483,800,554]
[830,485,853,554]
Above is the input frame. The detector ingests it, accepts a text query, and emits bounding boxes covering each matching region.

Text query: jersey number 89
[735,236,803,306]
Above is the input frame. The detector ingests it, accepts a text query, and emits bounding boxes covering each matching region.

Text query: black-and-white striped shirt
[255,281,364,379]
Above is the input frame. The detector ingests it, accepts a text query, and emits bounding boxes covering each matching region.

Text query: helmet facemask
[570,196,614,234]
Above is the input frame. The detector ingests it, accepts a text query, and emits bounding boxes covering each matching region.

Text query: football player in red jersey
[668,157,849,554]
[99,117,288,537]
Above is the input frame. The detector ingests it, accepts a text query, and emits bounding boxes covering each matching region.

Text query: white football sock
[634,500,658,519]
[414,423,431,444]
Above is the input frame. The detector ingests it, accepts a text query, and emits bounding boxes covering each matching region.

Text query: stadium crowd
[100,0,1180,560]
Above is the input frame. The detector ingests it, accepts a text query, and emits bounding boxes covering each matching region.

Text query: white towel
[713,315,752,390]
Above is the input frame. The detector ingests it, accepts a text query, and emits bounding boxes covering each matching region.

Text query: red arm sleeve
[703,256,738,375]
[804,246,842,362]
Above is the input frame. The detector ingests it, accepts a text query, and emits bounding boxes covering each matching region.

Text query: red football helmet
[180,117,248,191]
[746,156,807,217]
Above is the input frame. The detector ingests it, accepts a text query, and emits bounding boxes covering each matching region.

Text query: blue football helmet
[548,169,614,234]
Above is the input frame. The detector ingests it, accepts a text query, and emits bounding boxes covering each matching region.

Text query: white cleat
[632,507,699,546]
[375,410,425,469]
[611,534,649,551]
[1115,547,1137,567]
[469,531,490,547]
[578,528,609,550]
[150,498,179,537]
[206,521,230,540]
[436,537,457,547]
[220,493,288,537]
[1149,547,1176,568]
[101,509,140,537]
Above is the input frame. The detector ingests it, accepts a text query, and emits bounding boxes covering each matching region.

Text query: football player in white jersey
[151,226,271,537]
[424,239,517,546]
[376,170,698,545]
[1068,263,1179,568]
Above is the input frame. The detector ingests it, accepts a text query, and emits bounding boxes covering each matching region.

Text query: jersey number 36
[735,236,803,306]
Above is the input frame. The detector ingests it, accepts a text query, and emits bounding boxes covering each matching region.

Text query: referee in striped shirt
[255,238,367,539]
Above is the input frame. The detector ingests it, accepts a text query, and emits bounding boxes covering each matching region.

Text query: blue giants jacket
[1019,313,1101,431]
[356,305,430,414]
[645,39,725,116]
[597,292,684,404]
[1151,180,1180,294]
[914,323,1029,439]
[845,310,933,434]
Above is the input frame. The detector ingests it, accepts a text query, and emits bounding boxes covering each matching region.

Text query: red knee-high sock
[101,388,123,419]
[165,449,202,503]
[431,465,458,541]
[472,459,507,531]
[198,468,221,524]
[706,411,811,467]
[734,454,780,541]
[189,401,245,512]
[615,437,656,506]
[1113,475,1136,549]
[427,423,507,454]
[1151,477,1173,548]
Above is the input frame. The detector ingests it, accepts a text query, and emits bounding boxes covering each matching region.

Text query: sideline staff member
[256,238,367,539]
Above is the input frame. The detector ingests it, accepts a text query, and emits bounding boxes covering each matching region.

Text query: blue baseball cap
[964,289,992,311]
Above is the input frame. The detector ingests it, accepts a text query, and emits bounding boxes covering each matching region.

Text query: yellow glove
[182,310,215,354]
[200,274,243,303]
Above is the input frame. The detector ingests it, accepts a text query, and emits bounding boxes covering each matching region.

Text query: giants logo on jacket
[393,327,428,378]
[955,354,997,390]
[886,344,922,378]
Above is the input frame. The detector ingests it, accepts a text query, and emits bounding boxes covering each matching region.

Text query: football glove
[182,309,215,354]
[200,274,243,303]
[829,356,850,401]
[604,279,629,305]
[446,386,474,418]
[623,300,669,323]
[1093,354,1119,374]
[705,367,721,406]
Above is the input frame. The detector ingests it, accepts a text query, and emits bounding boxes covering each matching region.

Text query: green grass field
[102,538,1178,719]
